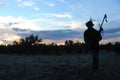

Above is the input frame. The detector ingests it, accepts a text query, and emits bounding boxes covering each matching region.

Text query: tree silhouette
[19,34,42,46]
[65,40,74,46]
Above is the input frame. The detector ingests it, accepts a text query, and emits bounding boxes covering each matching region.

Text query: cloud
[17,0,40,11]
[47,3,56,7]
[34,7,40,11]
[0,15,80,31]
[33,18,84,30]
[0,16,21,44]
[17,0,35,7]
[13,27,120,45]
[33,30,82,40]
[13,28,84,45]
[51,13,72,19]
[1,15,120,44]
[37,0,56,7]
[16,12,84,30]
[105,27,120,33]
[13,28,83,40]
[0,16,22,27]
[0,16,41,30]
[32,13,85,30]
[11,19,42,30]
[38,12,73,19]
[0,27,20,44]
[100,18,120,39]
[22,1,34,6]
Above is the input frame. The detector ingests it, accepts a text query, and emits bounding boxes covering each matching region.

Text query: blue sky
[0,0,120,44]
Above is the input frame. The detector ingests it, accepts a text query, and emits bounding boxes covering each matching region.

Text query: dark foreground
[0,51,120,80]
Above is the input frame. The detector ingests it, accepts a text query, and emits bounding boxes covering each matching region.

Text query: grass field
[0,50,120,80]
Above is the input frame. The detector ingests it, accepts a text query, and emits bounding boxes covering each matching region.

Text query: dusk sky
[0,0,120,44]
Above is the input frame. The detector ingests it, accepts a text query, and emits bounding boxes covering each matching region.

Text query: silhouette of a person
[84,20,103,72]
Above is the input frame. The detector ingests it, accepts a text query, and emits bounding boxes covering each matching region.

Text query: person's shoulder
[93,28,99,32]
[84,29,88,33]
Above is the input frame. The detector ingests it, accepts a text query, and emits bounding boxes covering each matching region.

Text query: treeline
[0,35,86,55]
[100,42,120,54]
[0,35,120,55]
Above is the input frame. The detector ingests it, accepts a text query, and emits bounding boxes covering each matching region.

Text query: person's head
[86,20,94,28]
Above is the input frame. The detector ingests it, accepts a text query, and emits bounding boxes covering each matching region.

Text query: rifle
[99,14,107,34]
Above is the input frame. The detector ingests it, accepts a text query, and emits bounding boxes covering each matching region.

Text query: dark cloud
[13,27,120,41]
[33,30,83,40]
[13,28,84,40]
[105,27,120,33]
[101,27,120,39]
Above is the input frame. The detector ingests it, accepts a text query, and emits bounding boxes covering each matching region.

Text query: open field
[0,50,120,80]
